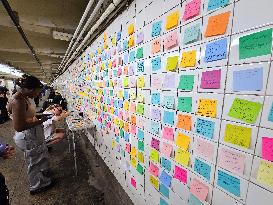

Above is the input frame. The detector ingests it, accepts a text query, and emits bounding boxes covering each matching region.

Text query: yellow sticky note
[180,50,196,68]
[110,107,114,114]
[150,148,159,163]
[137,93,145,103]
[175,148,190,167]
[119,120,124,129]
[196,99,217,118]
[131,158,137,168]
[103,32,107,41]
[166,56,179,71]
[128,35,135,47]
[150,175,159,190]
[124,101,129,111]
[224,124,252,149]
[131,146,137,158]
[175,132,190,151]
[130,91,136,100]
[111,36,116,45]
[118,90,123,99]
[112,140,116,148]
[109,60,113,68]
[137,76,145,88]
[128,23,135,35]
[257,160,273,189]
[103,42,108,49]
[123,77,129,87]
[166,10,180,30]
[114,118,119,126]
[138,152,145,163]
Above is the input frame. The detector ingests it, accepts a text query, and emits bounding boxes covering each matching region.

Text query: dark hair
[16,74,43,89]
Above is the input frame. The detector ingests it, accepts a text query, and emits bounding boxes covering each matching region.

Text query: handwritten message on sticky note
[160,170,172,187]
[162,96,175,109]
[205,11,230,37]
[151,108,161,121]
[178,97,192,113]
[208,0,229,11]
[257,160,273,189]
[136,32,144,45]
[239,28,273,59]
[183,0,201,21]
[163,111,175,125]
[175,148,191,167]
[204,38,227,62]
[177,114,192,131]
[195,137,214,162]
[197,99,217,118]
[151,121,160,135]
[218,148,246,175]
[136,103,144,115]
[194,158,211,181]
[180,50,197,68]
[151,74,162,89]
[233,67,263,92]
[184,23,200,45]
[163,73,176,89]
[224,124,252,149]
[151,137,160,151]
[164,31,178,50]
[268,103,273,122]
[262,137,273,162]
[176,132,190,151]
[136,47,144,59]
[151,56,161,71]
[161,157,171,172]
[228,98,262,124]
[152,38,161,54]
[217,170,241,197]
[174,165,187,184]
[200,69,221,89]
[178,75,194,90]
[128,23,134,35]
[138,140,144,151]
[190,178,209,202]
[137,76,145,88]
[149,162,159,177]
[163,127,174,141]
[152,21,162,37]
[189,193,204,205]
[151,92,161,105]
[150,175,159,190]
[162,142,173,157]
[150,148,159,163]
[165,10,179,30]
[128,35,135,48]
[166,56,179,71]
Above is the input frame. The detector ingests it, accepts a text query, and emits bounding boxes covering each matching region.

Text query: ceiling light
[52,31,73,41]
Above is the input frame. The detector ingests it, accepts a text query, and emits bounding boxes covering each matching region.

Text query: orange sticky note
[151,38,161,54]
[197,99,217,118]
[128,23,135,35]
[166,10,180,30]
[131,115,137,125]
[175,132,190,151]
[131,146,137,158]
[205,11,231,37]
[176,114,192,131]
[129,35,135,47]
[124,122,130,132]
[180,50,196,68]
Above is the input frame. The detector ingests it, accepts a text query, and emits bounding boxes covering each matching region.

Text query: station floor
[0,120,133,205]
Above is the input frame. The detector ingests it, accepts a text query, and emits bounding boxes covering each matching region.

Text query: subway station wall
[54,0,273,204]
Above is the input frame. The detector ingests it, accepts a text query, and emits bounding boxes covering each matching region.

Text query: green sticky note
[178,75,194,90]
[120,129,124,137]
[123,77,129,87]
[239,28,272,59]
[136,47,144,59]
[138,140,144,151]
[177,97,192,112]
[109,90,113,96]
[136,103,144,115]
[228,98,262,124]
[137,163,144,175]
[166,56,179,71]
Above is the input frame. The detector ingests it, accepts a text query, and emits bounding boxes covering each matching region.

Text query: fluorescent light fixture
[0,64,24,77]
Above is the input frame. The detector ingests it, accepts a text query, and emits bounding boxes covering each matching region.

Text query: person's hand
[2,145,15,159]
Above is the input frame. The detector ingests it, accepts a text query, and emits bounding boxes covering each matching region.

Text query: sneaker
[30,179,56,195]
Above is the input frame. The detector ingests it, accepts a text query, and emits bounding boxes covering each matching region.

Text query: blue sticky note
[124,132,130,142]
[204,38,227,62]
[152,21,162,37]
[189,193,204,205]
[268,102,273,122]
[124,90,129,99]
[217,170,241,197]
[152,56,161,71]
[123,53,129,64]
[184,23,200,45]
[233,67,263,91]
[160,197,169,205]
[151,92,161,105]
[208,0,229,11]
[196,118,215,139]
[161,157,172,172]
[159,171,172,187]
[160,183,170,198]
[151,121,160,135]
[123,40,128,51]
[162,96,175,109]
[117,31,122,41]
[137,129,144,141]
[137,61,145,73]
[194,158,211,181]
[163,111,174,125]
[129,51,136,62]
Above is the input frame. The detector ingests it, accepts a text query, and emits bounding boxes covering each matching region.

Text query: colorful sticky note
[224,124,252,149]
[183,0,201,21]
[160,171,172,187]
[137,163,144,175]
[151,56,161,71]
[152,21,162,37]
[150,175,159,190]
[184,23,200,45]
[217,170,240,197]
[195,118,215,139]
[204,38,227,62]
[161,157,171,172]
[160,197,169,205]
[136,47,144,59]
[128,23,134,35]
[189,193,204,205]
[218,148,246,175]
[151,121,160,135]
[200,69,221,89]
[138,140,144,151]
[177,97,192,113]
[162,96,175,109]
[262,137,273,162]
[180,50,196,68]
[137,61,145,73]
[151,38,161,54]
[151,92,161,105]
[233,67,263,92]
[239,28,273,59]
[176,114,192,131]
[196,99,217,118]
[136,32,144,45]
[165,10,179,30]
[131,157,137,167]
[228,98,262,124]
[163,111,175,125]
[268,103,273,122]
[205,11,230,37]
[257,160,273,188]
[194,158,211,181]
[149,162,159,177]
[128,35,135,48]
[175,148,191,167]
[162,142,173,157]
[137,76,145,88]
[174,165,187,184]
[175,132,190,151]
[178,75,194,90]
[208,0,229,11]
[151,74,162,89]
[164,31,178,50]
[136,103,144,115]
[150,148,160,163]
[190,178,209,202]
[163,73,176,89]
[160,183,170,198]
[151,108,161,121]
[151,137,160,151]
[162,127,174,141]
[131,177,136,188]
[129,51,136,62]
[166,56,179,71]
[195,137,214,162]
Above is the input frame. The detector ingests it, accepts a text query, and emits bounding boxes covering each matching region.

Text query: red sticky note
[200,69,221,89]
[131,178,136,188]
[149,162,159,177]
[262,137,273,162]
[174,165,187,184]
[190,178,209,202]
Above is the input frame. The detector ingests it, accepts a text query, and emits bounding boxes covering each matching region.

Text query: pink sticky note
[131,178,137,188]
[125,143,131,153]
[115,127,119,135]
[262,137,273,161]
[190,178,209,202]
[195,138,214,162]
[183,0,201,21]
[163,127,174,141]
[124,111,130,121]
[174,165,187,184]
[118,111,123,119]
[218,148,246,175]
[149,162,159,177]
[151,137,160,151]
[138,118,145,129]
[117,67,122,76]
[151,75,162,89]
[200,69,221,89]
[162,142,173,157]
[164,31,178,50]
[131,125,137,135]
[112,59,117,67]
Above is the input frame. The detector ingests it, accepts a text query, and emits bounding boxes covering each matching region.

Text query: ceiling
[0,0,89,82]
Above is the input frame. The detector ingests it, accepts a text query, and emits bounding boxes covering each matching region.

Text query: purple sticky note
[151,137,160,151]
[136,32,144,45]
[200,69,221,89]
[163,73,176,89]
